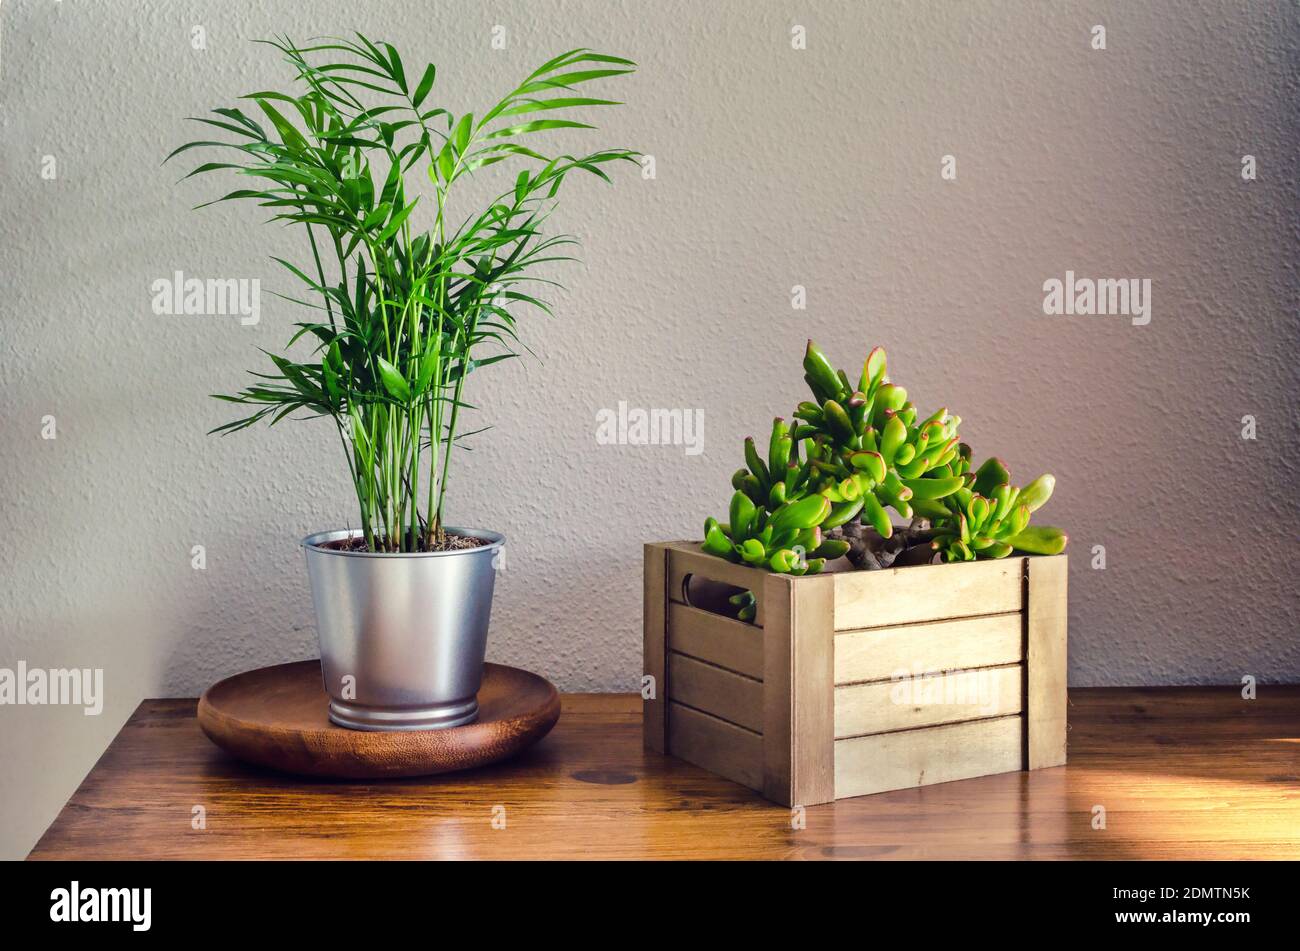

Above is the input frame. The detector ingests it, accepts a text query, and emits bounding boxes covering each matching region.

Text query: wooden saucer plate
[198,660,560,779]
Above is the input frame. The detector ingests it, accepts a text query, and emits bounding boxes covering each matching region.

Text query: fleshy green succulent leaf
[909,497,950,520]
[861,345,887,392]
[879,414,907,464]
[702,524,734,558]
[803,340,844,401]
[917,406,947,429]
[729,490,756,539]
[973,457,1011,496]
[882,470,912,501]
[738,474,764,506]
[768,548,800,573]
[768,480,787,509]
[861,492,892,538]
[847,450,886,484]
[836,370,853,396]
[871,384,907,427]
[822,400,855,443]
[1017,474,1056,513]
[800,524,824,549]
[770,494,831,533]
[922,436,959,470]
[901,475,964,500]
[787,459,808,490]
[845,391,869,432]
[1007,525,1067,555]
[811,538,850,560]
[822,497,865,530]
[794,401,824,424]
[764,523,790,546]
[744,436,770,489]
[728,589,757,621]
[769,421,792,473]
[992,484,1014,522]
[1005,504,1031,537]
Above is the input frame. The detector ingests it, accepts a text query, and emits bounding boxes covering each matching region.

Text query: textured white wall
[1,0,1297,858]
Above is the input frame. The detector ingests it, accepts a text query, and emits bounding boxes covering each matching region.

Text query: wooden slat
[762,573,836,807]
[834,612,1024,685]
[834,664,1023,738]
[832,557,1025,630]
[665,542,767,625]
[666,601,764,680]
[666,701,763,791]
[666,652,763,732]
[642,543,669,753]
[835,715,1025,798]
[1026,554,1068,769]
[761,574,796,804]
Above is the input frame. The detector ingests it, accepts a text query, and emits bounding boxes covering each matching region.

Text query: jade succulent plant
[794,342,964,537]
[700,340,1067,594]
[701,342,964,575]
[700,416,853,576]
[728,589,758,622]
[913,454,1068,561]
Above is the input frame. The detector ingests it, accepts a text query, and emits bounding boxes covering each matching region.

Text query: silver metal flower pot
[302,527,504,731]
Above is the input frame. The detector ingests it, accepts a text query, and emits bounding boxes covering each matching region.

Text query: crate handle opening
[680,572,752,621]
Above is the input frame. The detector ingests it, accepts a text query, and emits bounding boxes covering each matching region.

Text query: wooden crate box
[643,541,1068,806]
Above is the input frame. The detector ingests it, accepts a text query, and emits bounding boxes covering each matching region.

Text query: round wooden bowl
[198,660,560,779]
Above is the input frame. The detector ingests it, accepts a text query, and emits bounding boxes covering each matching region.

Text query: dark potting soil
[321,533,489,554]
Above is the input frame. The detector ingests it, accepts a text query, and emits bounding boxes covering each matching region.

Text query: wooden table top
[29,686,1300,860]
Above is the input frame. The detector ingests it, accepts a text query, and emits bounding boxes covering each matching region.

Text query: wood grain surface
[29,686,1300,860]
[197,661,560,779]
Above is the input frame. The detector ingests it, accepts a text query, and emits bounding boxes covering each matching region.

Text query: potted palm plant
[170,34,636,729]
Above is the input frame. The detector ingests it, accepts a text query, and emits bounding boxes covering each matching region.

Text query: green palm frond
[170,33,637,551]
